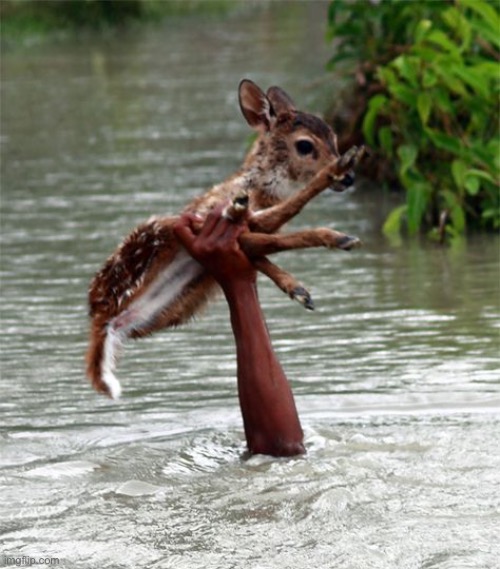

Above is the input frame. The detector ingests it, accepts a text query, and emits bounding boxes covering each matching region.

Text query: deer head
[238,79,354,200]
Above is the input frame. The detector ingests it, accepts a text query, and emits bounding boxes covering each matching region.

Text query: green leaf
[474,61,500,81]
[436,66,468,96]
[425,128,462,154]
[378,126,394,155]
[452,65,489,98]
[442,7,472,50]
[441,189,466,233]
[398,144,418,177]
[451,159,468,191]
[377,66,398,89]
[466,144,497,173]
[383,204,407,236]
[467,168,497,185]
[469,17,500,49]
[417,92,432,125]
[407,181,430,235]
[425,29,460,56]
[460,0,500,32]
[362,94,388,146]
[413,45,442,64]
[464,174,480,195]
[393,55,419,86]
[482,207,500,228]
[422,67,437,88]
[388,83,416,106]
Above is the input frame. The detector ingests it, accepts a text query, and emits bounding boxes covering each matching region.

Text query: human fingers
[213,211,251,247]
[173,213,200,249]
[199,203,226,238]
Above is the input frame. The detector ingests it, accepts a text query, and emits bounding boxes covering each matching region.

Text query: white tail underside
[101,250,204,399]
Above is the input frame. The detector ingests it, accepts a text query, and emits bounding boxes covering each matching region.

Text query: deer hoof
[337,235,362,251]
[291,286,315,310]
[338,145,368,171]
[338,146,358,171]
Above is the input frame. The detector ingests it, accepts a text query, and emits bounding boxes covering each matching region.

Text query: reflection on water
[1,4,499,568]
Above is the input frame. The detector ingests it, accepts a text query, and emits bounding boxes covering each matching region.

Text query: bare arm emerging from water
[174,206,305,457]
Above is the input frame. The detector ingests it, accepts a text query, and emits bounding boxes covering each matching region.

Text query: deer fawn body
[87,80,365,398]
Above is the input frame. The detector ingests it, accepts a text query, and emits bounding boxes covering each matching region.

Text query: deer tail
[86,316,123,400]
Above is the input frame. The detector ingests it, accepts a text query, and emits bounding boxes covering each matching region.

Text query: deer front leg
[253,257,314,310]
[248,170,334,234]
[240,228,362,258]
[250,146,367,235]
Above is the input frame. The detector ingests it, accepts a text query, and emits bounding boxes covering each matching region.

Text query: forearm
[173,208,305,457]
[222,280,305,457]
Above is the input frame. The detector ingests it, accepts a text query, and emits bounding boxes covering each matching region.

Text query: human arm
[173,207,305,457]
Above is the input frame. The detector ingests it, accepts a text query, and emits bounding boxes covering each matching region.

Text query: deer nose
[341,172,355,188]
[331,172,355,192]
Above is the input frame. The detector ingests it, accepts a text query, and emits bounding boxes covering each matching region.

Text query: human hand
[173,203,257,288]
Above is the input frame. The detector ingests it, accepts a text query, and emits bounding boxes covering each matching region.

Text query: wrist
[221,278,262,333]
[219,274,257,302]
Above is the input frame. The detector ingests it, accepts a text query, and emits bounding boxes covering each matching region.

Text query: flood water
[1,3,499,568]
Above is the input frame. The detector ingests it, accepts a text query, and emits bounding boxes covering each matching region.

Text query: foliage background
[326,0,499,241]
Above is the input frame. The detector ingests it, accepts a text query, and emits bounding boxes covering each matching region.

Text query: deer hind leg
[253,257,314,310]
[240,228,362,258]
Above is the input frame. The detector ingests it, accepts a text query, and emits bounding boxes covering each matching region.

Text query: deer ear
[238,79,274,131]
[266,86,296,117]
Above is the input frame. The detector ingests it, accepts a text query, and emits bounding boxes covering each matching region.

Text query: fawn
[87,79,366,399]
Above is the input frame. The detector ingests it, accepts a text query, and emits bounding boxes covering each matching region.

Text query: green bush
[327,0,500,240]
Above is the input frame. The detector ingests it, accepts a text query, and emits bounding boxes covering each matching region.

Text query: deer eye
[295,139,315,156]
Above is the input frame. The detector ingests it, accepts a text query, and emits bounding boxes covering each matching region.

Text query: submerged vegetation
[326,0,499,241]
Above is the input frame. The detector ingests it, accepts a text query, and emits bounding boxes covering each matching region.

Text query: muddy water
[1,4,499,568]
